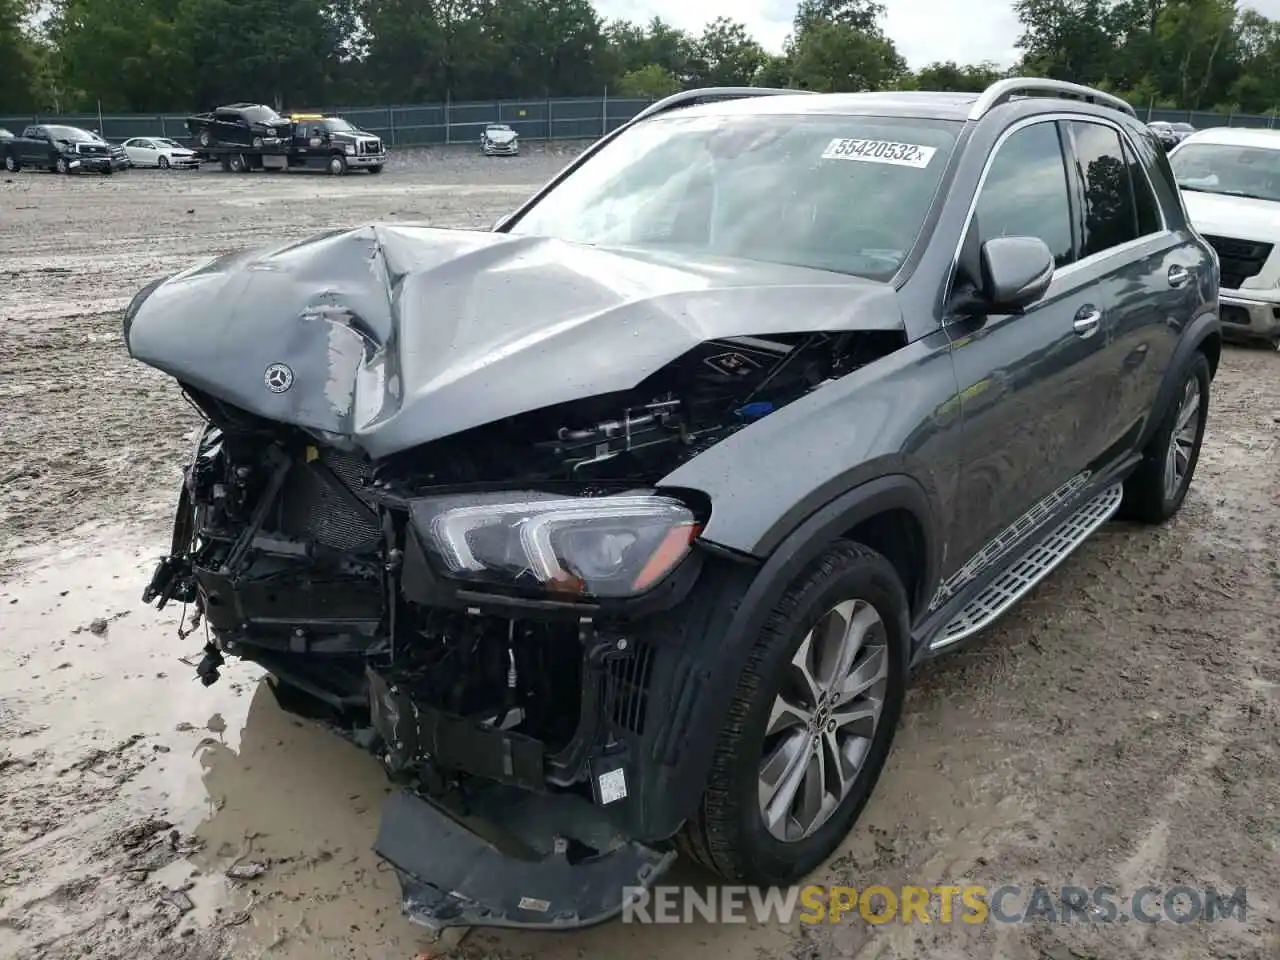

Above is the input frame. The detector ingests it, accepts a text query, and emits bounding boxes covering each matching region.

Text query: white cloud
[592,0,1024,68]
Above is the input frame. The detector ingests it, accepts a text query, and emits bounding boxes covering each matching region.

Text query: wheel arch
[632,474,940,843]
[1138,311,1222,453]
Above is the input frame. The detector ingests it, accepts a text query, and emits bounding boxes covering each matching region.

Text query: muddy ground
[1,143,1278,960]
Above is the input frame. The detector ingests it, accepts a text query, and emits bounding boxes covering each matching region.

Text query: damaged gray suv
[125,78,1221,931]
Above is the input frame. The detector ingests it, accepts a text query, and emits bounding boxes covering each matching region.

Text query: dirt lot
[1,144,1278,960]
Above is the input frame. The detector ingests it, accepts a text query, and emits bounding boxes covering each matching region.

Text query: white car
[121,136,201,169]
[1168,127,1280,348]
[480,123,519,156]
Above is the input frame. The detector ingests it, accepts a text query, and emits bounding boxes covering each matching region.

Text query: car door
[19,127,46,164]
[1062,119,1201,459]
[214,110,243,144]
[130,139,157,166]
[945,118,1115,572]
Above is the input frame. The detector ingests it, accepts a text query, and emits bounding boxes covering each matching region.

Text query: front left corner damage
[374,789,675,931]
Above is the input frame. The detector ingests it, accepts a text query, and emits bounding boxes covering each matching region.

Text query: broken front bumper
[375,787,675,931]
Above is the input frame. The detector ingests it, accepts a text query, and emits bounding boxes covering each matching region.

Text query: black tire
[228,153,248,174]
[1119,351,1211,524]
[197,129,213,148]
[56,157,70,175]
[3,153,18,172]
[327,153,348,176]
[677,541,909,884]
[158,155,170,169]
[367,164,383,174]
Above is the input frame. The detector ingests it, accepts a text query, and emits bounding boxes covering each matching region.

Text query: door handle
[1073,305,1102,337]
[1168,264,1191,287]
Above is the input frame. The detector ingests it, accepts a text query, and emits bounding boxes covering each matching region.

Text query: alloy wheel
[1163,375,1201,501]
[758,598,889,843]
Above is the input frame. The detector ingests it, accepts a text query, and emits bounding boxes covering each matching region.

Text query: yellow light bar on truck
[290,113,323,121]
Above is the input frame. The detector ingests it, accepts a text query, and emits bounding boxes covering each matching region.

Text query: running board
[931,484,1124,651]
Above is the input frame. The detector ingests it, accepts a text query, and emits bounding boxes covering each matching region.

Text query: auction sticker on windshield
[821,138,937,168]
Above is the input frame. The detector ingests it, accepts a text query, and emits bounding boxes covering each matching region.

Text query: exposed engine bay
[148,328,897,758]
[139,318,904,928]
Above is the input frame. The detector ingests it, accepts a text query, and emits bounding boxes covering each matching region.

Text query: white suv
[1168,126,1280,348]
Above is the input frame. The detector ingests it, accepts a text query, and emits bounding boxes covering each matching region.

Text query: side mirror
[978,236,1055,313]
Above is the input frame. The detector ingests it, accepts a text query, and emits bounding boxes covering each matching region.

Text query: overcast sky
[594,0,1280,69]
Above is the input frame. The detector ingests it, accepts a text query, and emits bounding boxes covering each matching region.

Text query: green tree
[616,63,681,98]
[793,0,886,34]
[912,60,1006,91]
[690,17,765,87]
[789,20,906,92]
[0,0,38,111]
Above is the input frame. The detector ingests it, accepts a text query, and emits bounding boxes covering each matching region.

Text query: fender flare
[1137,311,1222,454]
[646,473,939,838]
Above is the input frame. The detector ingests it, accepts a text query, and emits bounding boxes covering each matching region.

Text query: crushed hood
[123,223,904,459]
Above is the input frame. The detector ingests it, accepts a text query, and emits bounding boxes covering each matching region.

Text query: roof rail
[968,77,1137,120]
[629,86,814,125]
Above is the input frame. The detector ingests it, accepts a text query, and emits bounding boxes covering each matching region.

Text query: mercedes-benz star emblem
[264,363,294,393]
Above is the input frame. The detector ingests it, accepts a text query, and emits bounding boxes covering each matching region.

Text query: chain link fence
[0,94,655,145]
[4,95,1278,145]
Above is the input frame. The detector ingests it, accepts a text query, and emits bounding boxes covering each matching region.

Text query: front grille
[277,448,382,553]
[360,139,381,155]
[1202,234,1274,289]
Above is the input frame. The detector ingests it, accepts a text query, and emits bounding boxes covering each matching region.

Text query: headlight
[345,143,355,155]
[411,491,701,598]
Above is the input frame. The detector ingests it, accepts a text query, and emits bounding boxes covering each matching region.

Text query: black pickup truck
[1,124,129,174]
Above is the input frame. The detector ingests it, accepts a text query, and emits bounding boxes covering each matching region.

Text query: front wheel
[197,129,213,148]
[1119,351,1211,524]
[158,155,170,169]
[56,157,70,175]
[3,153,18,172]
[327,154,348,176]
[678,541,909,884]
[228,153,249,174]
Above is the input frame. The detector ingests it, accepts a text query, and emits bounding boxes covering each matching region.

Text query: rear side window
[973,121,1075,269]
[1069,120,1157,257]
[1124,140,1162,235]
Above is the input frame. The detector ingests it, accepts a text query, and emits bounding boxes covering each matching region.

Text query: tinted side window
[974,121,1075,268]
[1069,121,1141,256]
[1124,139,1162,235]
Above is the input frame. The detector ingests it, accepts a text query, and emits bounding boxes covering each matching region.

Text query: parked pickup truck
[1,124,129,174]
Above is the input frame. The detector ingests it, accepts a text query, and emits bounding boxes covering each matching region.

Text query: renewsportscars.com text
[621,883,1248,925]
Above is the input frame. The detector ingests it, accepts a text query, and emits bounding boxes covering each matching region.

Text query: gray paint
[124,224,905,460]
[126,91,1217,596]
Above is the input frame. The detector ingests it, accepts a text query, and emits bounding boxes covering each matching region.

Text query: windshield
[1171,123,1195,133]
[241,105,282,124]
[156,138,182,147]
[324,118,354,131]
[1170,141,1280,202]
[508,113,959,280]
[488,124,512,132]
[45,125,96,142]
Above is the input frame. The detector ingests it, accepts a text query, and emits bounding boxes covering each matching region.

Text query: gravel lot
[1,143,1278,960]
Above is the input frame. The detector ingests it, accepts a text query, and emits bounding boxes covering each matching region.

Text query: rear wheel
[1120,351,1210,524]
[228,153,249,174]
[3,153,18,172]
[678,541,908,884]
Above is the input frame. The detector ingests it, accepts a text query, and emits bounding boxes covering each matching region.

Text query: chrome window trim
[944,112,1174,321]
